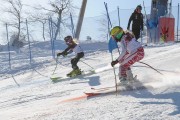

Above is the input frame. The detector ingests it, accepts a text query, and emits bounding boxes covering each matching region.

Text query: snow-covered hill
[0,41,180,120]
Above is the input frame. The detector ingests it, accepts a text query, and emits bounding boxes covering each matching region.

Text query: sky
[23,0,180,17]
[1,39,180,119]
[0,0,180,44]
[23,0,152,17]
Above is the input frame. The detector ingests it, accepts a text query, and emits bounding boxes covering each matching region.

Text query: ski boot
[119,77,128,86]
[126,70,134,83]
[67,69,82,77]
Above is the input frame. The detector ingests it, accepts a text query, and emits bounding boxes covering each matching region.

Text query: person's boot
[67,68,81,77]
[119,77,128,85]
[74,68,82,75]
[126,70,134,83]
[67,69,75,77]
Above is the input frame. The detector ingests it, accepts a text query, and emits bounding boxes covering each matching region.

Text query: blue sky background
[74,0,180,17]
[21,0,180,17]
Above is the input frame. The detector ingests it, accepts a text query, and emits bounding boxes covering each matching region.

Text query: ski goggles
[112,31,124,40]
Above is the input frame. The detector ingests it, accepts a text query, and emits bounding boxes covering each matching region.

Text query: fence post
[5,23,11,70]
[70,13,76,38]
[26,19,32,65]
[48,17,55,59]
[177,3,179,41]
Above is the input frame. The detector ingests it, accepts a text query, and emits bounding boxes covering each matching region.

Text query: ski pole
[80,60,95,71]
[104,2,118,96]
[52,57,59,75]
[138,61,163,75]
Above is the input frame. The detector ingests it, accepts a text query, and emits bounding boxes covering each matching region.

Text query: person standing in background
[127,5,144,40]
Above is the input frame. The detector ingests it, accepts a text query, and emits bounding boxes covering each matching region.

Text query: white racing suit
[70,44,84,70]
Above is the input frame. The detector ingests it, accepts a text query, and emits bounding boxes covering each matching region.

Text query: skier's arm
[140,13,144,30]
[57,46,72,57]
[127,13,133,30]
[117,40,127,62]
[111,40,127,67]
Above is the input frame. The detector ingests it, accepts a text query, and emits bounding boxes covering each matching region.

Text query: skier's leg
[71,52,84,70]
[120,47,144,83]
[126,68,134,83]
[119,65,128,85]
[70,52,84,75]
[132,28,140,40]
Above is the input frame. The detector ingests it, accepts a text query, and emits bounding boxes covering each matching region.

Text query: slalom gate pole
[70,13,76,38]
[6,23,19,87]
[138,61,163,75]
[143,1,152,43]
[104,2,118,95]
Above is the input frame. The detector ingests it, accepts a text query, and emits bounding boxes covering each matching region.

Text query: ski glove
[111,60,119,67]
[57,52,62,57]
[57,52,67,57]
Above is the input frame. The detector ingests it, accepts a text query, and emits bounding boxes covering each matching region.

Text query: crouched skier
[110,26,144,85]
[57,36,84,77]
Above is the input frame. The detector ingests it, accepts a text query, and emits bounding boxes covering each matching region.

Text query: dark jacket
[127,10,143,31]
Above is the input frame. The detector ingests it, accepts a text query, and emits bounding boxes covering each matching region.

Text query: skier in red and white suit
[110,26,144,84]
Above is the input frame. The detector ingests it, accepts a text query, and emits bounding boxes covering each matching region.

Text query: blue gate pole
[48,17,54,59]
[50,18,55,59]
[5,23,11,70]
[26,19,32,65]
[70,13,76,38]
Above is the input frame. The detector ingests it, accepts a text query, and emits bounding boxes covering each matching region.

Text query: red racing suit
[117,33,144,77]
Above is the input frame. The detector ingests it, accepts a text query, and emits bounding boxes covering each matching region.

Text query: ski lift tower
[147,0,175,43]
[75,0,87,40]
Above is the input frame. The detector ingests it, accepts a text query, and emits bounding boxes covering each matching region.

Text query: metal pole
[48,17,54,59]
[117,6,120,26]
[104,2,118,95]
[177,3,179,41]
[5,23,11,70]
[26,19,32,65]
[70,13,75,38]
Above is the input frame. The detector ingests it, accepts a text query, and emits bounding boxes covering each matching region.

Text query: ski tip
[50,77,61,81]
[84,92,100,96]
[91,70,96,73]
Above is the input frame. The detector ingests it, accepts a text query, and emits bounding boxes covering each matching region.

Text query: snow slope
[0,41,180,120]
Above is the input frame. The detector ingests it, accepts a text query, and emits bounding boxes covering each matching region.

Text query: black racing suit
[127,10,143,40]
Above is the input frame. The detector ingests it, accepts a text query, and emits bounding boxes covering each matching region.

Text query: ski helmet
[136,5,142,10]
[64,35,73,42]
[110,26,124,41]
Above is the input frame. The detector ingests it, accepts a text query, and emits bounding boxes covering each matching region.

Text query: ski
[84,85,134,96]
[85,82,151,96]
[50,70,95,83]
[90,75,138,91]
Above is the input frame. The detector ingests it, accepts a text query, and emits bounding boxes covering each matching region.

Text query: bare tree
[98,12,109,40]
[38,0,74,40]
[28,13,48,41]
[2,0,25,47]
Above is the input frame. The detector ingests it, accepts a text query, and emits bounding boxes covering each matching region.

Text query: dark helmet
[64,35,73,42]
[136,5,142,10]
